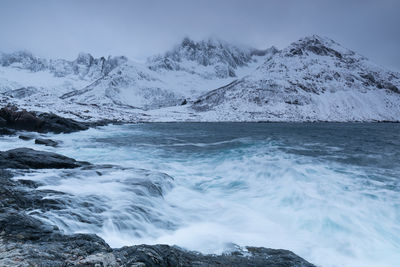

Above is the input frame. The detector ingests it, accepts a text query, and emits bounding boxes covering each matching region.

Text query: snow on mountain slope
[0,51,138,120]
[0,35,399,122]
[0,51,127,99]
[0,38,271,114]
[59,61,184,110]
[191,35,400,121]
[58,54,268,111]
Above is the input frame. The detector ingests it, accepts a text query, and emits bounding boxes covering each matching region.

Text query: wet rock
[18,134,34,141]
[0,148,89,169]
[0,209,56,241]
[0,170,69,213]
[0,127,15,135]
[0,106,89,133]
[114,244,315,267]
[35,138,59,147]
[0,210,112,267]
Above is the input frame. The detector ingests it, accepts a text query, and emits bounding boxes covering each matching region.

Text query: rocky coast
[0,107,315,266]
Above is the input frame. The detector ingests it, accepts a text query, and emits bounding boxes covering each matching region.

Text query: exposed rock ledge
[0,106,104,134]
[0,149,315,266]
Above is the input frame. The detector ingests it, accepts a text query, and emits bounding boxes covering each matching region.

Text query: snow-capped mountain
[0,35,399,122]
[148,37,277,79]
[0,51,133,119]
[58,38,272,110]
[59,62,183,110]
[0,38,270,116]
[192,35,400,121]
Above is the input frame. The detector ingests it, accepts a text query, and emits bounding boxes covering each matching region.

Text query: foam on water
[2,123,400,267]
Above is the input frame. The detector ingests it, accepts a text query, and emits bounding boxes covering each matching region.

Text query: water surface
[2,123,400,267]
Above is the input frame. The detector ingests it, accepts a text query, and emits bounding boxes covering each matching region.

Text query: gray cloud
[0,0,399,70]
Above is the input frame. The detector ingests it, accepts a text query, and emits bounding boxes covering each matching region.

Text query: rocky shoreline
[0,108,315,266]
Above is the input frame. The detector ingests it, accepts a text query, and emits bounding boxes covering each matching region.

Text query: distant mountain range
[0,35,399,122]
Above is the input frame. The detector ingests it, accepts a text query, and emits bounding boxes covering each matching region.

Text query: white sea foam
[2,123,400,267]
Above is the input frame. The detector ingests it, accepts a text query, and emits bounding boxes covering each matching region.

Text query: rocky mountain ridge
[0,50,127,79]
[148,37,278,78]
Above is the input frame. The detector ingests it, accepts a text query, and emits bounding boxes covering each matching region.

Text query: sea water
[2,123,400,267]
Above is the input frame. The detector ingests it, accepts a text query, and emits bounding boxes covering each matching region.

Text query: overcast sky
[1,0,399,70]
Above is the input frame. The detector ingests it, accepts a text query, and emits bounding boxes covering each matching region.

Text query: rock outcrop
[0,148,88,169]
[0,106,89,133]
[35,138,59,147]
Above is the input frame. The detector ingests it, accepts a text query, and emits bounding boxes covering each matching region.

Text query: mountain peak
[300,34,332,43]
[284,35,353,59]
[148,37,267,78]
[179,36,231,50]
[0,50,36,62]
[0,50,47,71]
[75,52,95,66]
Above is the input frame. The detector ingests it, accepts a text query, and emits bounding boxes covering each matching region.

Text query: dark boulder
[19,134,35,140]
[0,148,89,169]
[0,106,89,133]
[35,138,59,147]
[37,112,90,133]
[0,209,57,241]
[0,210,112,267]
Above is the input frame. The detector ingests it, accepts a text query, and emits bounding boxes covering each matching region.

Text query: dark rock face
[0,106,89,133]
[0,148,88,169]
[35,138,59,147]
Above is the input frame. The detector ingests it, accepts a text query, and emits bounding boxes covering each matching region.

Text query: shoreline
[0,108,316,266]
